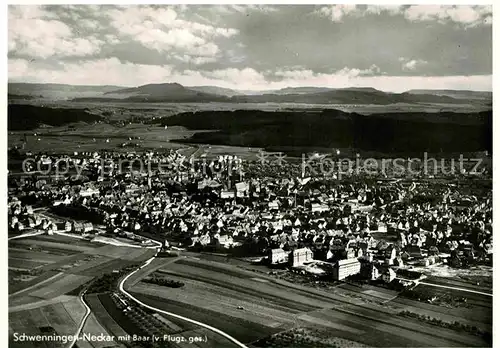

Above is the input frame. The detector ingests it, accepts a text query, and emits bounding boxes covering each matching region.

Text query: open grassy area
[127,257,490,347]
[400,283,492,310]
[9,270,61,295]
[9,233,156,296]
[9,297,85,348]
[130,291,279,345]
[254,327,372,348]
[9,122,194,154]
[85,294,129,339]
[81,313,125,348]
[398,311,491,343]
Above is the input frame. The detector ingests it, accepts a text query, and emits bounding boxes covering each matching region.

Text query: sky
[7,4,492,92]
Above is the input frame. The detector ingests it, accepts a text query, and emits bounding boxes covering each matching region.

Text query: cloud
[108,5,238,58]
[404,5,492,27]
[9,58,174,86]
[233,5,279,13]
[269,69,490,93]
[315,5,492,27]
[315,5,358,22]
[212,5,279,15]
[276,65,381,81]
[79,19,100,30]
[7,6,491,92]
[8,5,104,58]
[336,64,381,77]
[204,68,267,85]
[172,54,217,65]
[104,34,120,45]
[399,57,428,71]
[364,5,404,16]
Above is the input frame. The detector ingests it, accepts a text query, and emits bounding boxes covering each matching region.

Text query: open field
[9,295,79,313]
[422,271,492,292]
[29,274,93,299]
[13,100,492,115]
[10,239,99,254]
[9,258,48,271]
[126,256,490,347]
[409,263,493,280]
[9,296,85,348]
[85,294,129,339]
[9,236,93,295]
[22,233,102,247]
[81,312,125,348]
[9,234,156,292]
[336,283,399,302]
[9,270,61,295]
[254,327,372,348]
[8,233,160,346]
[177,328,241,348]
[85,244,156,260]
[391,295,491,332]
[9,123,195,154]
[9,248,69,263]
[9,273,93,306]
[410,283,492,309]
[9,100,491,157]
[130,292,279,344]
[69,258,137,277]
[85,292,215,348]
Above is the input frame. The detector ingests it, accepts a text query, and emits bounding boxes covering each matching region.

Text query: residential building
[269,248,289,265]
[83,222,93,233]
[290,247,314,267]
[381,268,397,283]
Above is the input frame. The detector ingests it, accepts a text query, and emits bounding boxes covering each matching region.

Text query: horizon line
[7,80,493,94]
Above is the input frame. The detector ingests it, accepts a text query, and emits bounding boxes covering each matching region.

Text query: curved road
[9,229,164,347]
[118,255,248,348]
[8,230,44,241]
[68,290,91,348]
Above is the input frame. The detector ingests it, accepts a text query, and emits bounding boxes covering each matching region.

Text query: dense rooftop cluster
[8,149,492,281]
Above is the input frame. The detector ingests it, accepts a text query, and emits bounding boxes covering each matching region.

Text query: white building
[290,247,314,267]
[269,248,289,265]
[333,258,361,281]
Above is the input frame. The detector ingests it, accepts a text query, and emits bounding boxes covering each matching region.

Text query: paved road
[119,255,248,348]
[68,290,92,348]
[8,230,44,241]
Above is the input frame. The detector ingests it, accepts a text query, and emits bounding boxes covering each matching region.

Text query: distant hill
[263,86,381,95]
[8,83,125,101]
[8,93,36,101]
[229,89,479,105]
[187,85,244,97]
[75,83,488,105]
[103,83,228,102]
[269,87,335,95]
[406,89,492,101]
[8,104,103,131]
[10,81,492,106]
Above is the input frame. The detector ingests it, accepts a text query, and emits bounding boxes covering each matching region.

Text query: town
[8,148,492,288]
